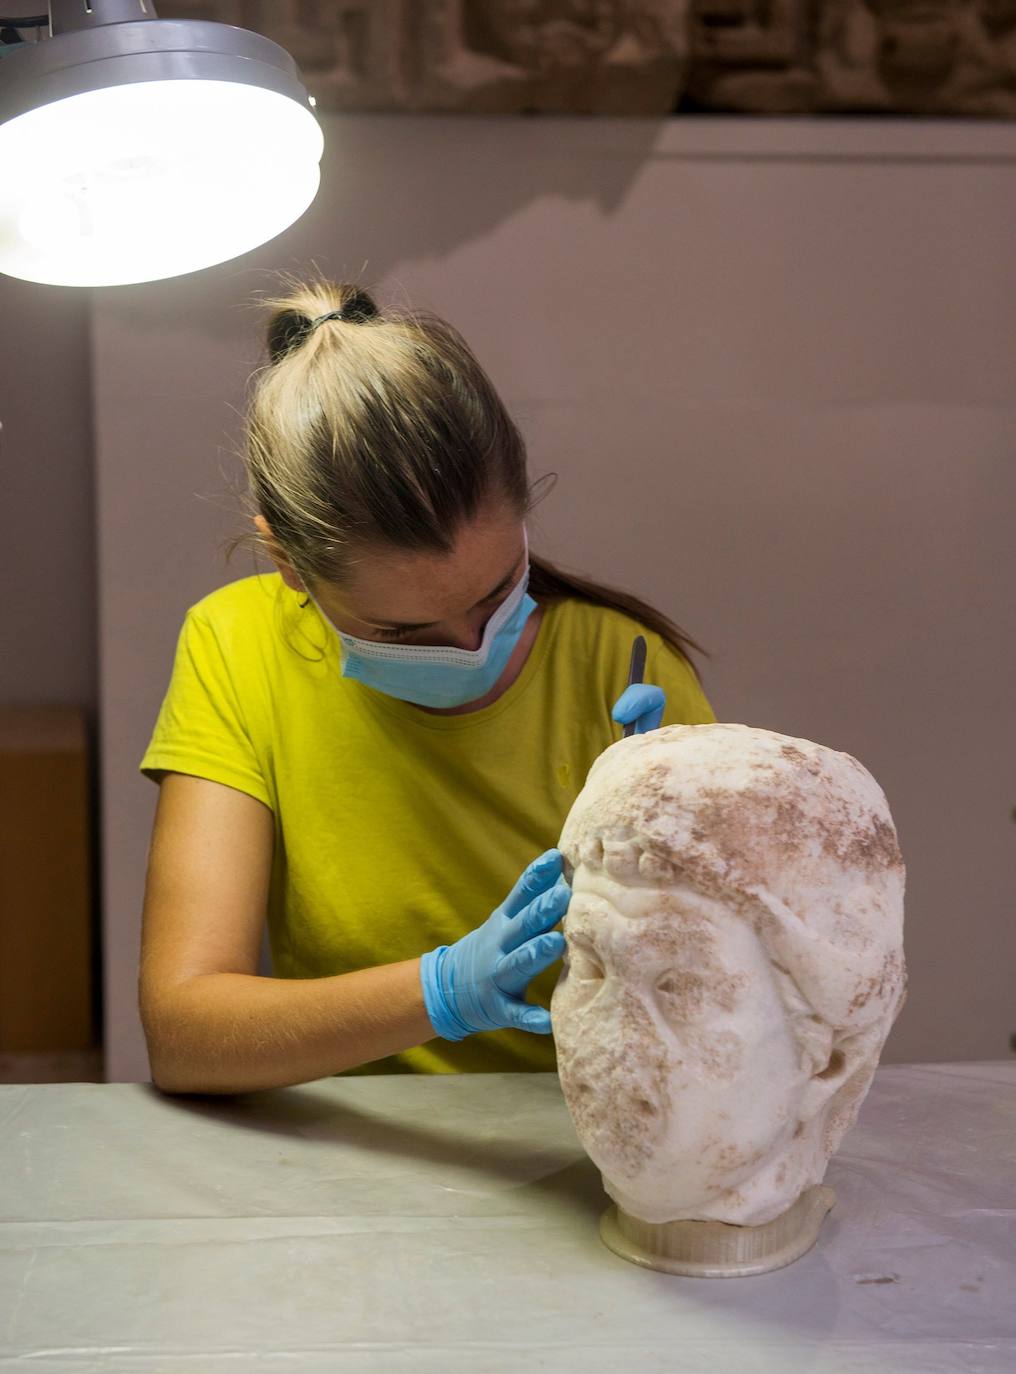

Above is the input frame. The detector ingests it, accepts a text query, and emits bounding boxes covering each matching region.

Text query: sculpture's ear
[799,1044,852,1120]
[798,1028,876,1123]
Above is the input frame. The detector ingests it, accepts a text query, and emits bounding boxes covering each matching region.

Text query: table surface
[1,1063,1014,1372]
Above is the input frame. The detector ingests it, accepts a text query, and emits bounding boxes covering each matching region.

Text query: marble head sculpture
[552,723,906,1232]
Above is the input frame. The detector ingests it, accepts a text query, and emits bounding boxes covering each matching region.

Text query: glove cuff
[420,946,473,1042]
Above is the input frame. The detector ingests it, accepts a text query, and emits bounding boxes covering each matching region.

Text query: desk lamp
[0,1,323,286]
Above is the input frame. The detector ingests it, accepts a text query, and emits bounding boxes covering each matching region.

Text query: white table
[1,1063,1014,1371]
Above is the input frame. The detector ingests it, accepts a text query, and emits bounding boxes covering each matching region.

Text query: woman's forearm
[143,959,435,1094]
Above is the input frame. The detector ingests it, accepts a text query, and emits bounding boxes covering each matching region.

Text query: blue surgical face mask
[307,533,538,709]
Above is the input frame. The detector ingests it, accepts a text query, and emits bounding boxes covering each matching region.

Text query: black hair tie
[309,308,346,329]
[268,293,379,362]
[312,291,379,329]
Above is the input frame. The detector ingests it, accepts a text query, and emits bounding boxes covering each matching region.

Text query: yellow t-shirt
[139,573,717,1074]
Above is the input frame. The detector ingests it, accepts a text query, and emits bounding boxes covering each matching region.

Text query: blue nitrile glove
[612,682,666,734]
[420,849,570,1040]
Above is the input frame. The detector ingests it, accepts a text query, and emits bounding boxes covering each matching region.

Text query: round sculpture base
[600,1185,836,1278]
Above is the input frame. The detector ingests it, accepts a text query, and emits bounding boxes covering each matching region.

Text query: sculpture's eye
[568,942,605,982]
[653,970,708,1017]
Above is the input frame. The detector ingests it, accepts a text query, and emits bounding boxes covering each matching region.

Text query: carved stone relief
[160,1,1016,115]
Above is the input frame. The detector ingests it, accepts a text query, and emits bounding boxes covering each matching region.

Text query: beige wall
[0,272,102,1053]
[0,276,96,710]
[85,115,1016,1079]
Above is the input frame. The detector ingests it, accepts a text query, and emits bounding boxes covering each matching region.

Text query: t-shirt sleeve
[649,637,718,726]
[138,608,274,810]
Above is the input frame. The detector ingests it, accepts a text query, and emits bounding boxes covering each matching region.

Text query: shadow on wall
[89,109,663,343]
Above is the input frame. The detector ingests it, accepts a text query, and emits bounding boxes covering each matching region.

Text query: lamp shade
[0,13,323,287]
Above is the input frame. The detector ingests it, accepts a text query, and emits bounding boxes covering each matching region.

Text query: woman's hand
[611,682,666,734]
[420,849,570,1040]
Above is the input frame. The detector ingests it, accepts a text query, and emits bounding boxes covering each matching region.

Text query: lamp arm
[2,3,157,47]
[50,1,157,34]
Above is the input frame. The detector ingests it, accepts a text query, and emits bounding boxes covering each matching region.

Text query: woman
[138,279,717,1094]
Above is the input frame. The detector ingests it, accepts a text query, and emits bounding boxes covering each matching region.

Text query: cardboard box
[0,706,95,1052]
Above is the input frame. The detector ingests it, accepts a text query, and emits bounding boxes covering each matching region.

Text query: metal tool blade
[622,635,647,738]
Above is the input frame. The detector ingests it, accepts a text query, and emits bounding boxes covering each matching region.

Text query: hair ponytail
[527,554,710,669]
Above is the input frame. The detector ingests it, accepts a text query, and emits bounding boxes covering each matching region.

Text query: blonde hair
[223,276,711,675]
